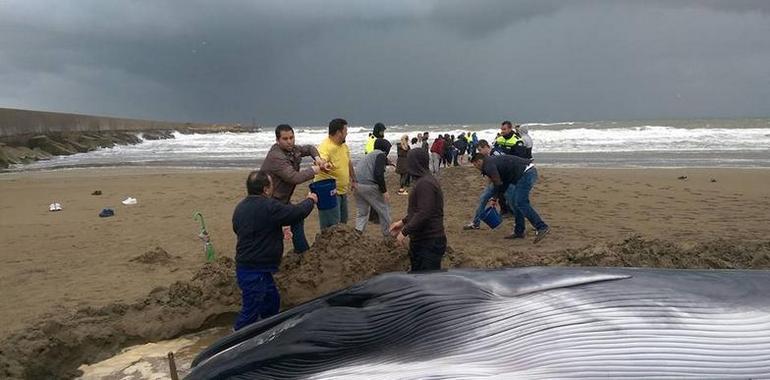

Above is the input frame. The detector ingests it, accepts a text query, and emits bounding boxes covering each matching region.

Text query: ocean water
[7,118,770,171]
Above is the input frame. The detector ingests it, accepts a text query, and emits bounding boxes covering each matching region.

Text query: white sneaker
[122,197,137,205]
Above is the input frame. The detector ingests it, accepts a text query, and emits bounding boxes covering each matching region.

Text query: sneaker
[463,223,480,230]
[504,233,525,239]
[533,227,551,244]
[397,190,409,195]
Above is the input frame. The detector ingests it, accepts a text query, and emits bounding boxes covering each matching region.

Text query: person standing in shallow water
[389,148,446,271]
[231,170,317,330]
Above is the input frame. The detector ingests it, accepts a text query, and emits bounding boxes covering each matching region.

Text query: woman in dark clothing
[396,134,411,195]
[389,148,446,272]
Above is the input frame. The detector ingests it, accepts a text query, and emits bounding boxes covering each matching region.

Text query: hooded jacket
[518,125,533,149]
[401,148,445,241]
[355,139,392,193]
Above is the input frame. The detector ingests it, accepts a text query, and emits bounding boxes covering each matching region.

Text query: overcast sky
[1,0,769,125]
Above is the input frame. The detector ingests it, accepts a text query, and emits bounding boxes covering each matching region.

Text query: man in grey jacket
[260,124,329,253]
[354,138,392,236]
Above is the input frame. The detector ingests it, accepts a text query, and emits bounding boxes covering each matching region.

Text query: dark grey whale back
[189,267,770,379]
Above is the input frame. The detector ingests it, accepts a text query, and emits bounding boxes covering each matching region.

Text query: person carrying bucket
[464,139,500,231]
[261,124,330,254]
[354,138,393,236]
[470,152,550,244]
[232,170,318,330]
[314,118,356,229]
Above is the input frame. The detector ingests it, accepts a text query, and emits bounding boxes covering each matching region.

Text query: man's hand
[282,226,293,241]
[383,191,390,203]
[396,231,407,246]
[487,198,498,208]
[316,158,333,172]
[311,165,321,174]
[307,192,318,204]
[350,181,357,192]
[389,220,404,237]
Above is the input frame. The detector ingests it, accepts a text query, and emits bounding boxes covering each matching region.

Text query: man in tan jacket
[260,124,330,253]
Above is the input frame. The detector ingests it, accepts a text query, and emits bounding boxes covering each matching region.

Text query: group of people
[230,118,548,330]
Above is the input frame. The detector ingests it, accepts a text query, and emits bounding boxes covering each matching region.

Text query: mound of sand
[0,257,240,379]
[456,235,770,270]
[277,224,464,308]
[129,246,178,264]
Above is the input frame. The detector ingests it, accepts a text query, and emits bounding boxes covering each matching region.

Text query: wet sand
[1,166,769,377]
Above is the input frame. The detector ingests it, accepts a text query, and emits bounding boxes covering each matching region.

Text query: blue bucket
[480,207,502,229]
[309,179,338,210]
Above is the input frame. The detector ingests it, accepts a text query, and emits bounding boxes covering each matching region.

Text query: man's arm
[374,153,387,193]
[484,161,506,199]
[401,182,435,237]
[271,198,315,227]
[349,159,357,189]
[274,156,318,185]
[296,144,320,160]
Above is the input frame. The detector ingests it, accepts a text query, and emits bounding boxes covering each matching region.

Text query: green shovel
[193,211,216,262]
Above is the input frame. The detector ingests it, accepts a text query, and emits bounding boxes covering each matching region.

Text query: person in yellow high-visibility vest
[494,120,527,158]
[365,122,387,154]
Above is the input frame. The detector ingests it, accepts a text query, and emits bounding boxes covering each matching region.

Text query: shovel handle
[193,211,207,232]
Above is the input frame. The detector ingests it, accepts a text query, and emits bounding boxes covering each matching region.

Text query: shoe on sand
[99,208,115,217]
[533,227,551,244]
[49,202,62,212]
[463,223,480,231]
[122,197,137,205]
[504,233,525,239]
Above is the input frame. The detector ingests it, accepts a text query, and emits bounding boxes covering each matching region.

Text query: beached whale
[188,267,770,379]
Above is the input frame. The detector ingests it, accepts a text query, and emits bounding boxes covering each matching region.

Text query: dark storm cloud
[0,1,768,125]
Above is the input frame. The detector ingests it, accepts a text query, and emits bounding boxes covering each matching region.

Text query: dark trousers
[409,236,447,272]
[399,173,411,188]
[234,268,280,331]
[290,218,309,253]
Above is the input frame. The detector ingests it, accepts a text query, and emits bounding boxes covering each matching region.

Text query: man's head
[470,153,486,171]
[373,122,386,139]
[423,132,429,140]
[374,138,392,155]
[501,120,513,137]
[275,124,295,151]
[246,170,272,196]
[477,139,491,156]
[328,118,348,144]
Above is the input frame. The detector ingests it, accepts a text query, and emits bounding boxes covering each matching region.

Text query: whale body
[189,267,770,379]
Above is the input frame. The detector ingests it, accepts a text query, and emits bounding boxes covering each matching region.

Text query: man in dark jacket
[471,153,550,243]
[389,148,446,271]
[231,170,317,330]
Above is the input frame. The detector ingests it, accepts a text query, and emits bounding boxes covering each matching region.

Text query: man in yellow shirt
[314,118,357,229]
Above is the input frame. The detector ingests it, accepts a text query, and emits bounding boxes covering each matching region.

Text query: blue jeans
[290,218,309,253]
[504,168,548,236]
[472,184,496,227]
[234,269,280,331]
[318,194,349,229]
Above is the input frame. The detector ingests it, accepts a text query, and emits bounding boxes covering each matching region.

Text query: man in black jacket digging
[389,148,446,271]
[231,170,317,330]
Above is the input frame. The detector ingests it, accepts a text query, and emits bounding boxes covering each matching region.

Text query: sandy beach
[1,165,770,377]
